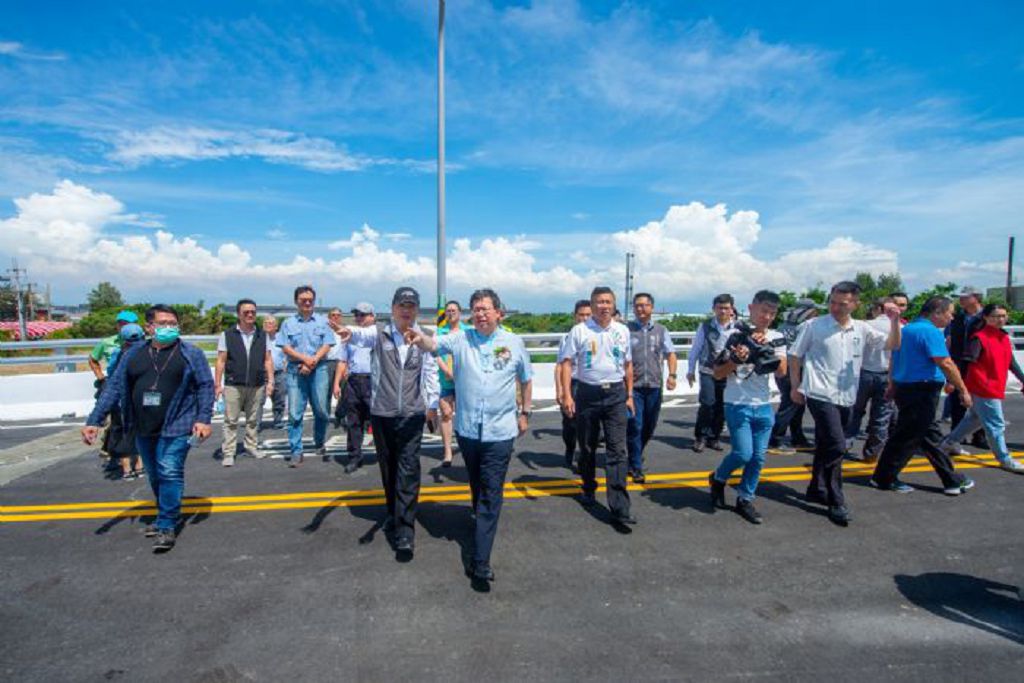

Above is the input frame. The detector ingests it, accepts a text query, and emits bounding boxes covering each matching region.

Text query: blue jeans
[135,434,192,532]
[456,435,515,570]
[627,386,663,472]
[286,363,330,457]
[945,396,1011,463]
[714,403,774,502]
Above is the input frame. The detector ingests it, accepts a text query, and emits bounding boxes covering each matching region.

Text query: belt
[580,380,624,391]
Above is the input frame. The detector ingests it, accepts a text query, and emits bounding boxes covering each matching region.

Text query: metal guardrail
[6,326,1024,371]
[0,331,700,370]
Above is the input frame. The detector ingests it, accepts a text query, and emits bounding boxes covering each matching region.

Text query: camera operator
[708,291,787,524]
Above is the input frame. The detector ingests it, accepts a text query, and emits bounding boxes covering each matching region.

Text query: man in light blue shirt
[262,316,288,430]
[409,288,533,587]
[277,285,335,465]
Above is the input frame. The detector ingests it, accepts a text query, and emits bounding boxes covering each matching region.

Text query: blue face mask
[154,326,180,344]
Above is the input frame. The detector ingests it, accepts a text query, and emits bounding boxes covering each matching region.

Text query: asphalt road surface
[2,397,1023,681]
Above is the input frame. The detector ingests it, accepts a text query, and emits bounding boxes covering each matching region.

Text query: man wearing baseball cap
[87,309,142,466]
[332,301,376,470]
[945,286,988,449]
[337,287,439,560]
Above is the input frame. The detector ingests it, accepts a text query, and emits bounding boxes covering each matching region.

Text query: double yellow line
[0,452,1009,523]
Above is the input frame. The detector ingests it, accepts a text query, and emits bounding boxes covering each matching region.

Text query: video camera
[720,321,786,375]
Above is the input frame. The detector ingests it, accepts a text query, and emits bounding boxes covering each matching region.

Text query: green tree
[87,282,124,311]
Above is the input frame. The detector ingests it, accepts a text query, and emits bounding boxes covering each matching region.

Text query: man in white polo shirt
[559,286,636,528]
[789,281,901,526]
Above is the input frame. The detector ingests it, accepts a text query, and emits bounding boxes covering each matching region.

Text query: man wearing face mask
[82,304,214,552]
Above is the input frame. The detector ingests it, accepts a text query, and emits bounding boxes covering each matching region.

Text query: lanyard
[148,343,180,391]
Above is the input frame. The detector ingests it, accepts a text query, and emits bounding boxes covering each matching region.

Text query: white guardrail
[4,326,1024,369]
[0,331,702,369]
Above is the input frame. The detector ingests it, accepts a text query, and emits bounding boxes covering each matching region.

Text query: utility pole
[1007,235,1016,310]
[624,252,635,321]
[436,0,447,318]
[4,259,29,340]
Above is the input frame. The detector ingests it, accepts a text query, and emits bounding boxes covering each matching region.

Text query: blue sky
[1,0,1022,312]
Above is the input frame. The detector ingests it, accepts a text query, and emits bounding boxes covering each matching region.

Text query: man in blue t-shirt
[870,296,975,495]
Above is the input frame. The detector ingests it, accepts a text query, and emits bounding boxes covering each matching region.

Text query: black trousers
[344,374,373,458]
[771,374,808,443]
[457,435,515,569]
[950,362,985,444]
[872,383,963,489]
[576,381,630,518]
[695,373,726,441]
[371,414,426,543]
[806,398,852,507]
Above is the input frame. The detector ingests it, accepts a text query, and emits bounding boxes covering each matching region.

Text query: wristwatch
[520,410,532,418]
[668,373,677,378]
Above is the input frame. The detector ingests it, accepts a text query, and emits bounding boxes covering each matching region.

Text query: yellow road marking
[0,453,1011,523]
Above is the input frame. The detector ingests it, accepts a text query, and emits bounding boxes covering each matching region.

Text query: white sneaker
[222,456,235,467]
[941,441,969,456]
[1000,459,1024,473]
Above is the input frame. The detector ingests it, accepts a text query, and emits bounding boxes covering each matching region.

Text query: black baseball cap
[392,287,420,307]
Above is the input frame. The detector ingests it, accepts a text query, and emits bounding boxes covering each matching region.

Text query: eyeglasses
[297,297,314,304]
[240,310,257,316]
[471,307,495,314]
[353,312,369,318]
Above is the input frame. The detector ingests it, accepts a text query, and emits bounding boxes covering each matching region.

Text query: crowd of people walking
[81,280,1021,588]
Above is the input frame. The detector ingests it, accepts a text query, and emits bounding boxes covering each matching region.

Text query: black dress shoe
[613,512,638,525]
[469,564,494,582]
[631,470,646,484]
[395,537,414,560]
[344,457,363,474]
[579,492,597,508]
[735,499,763,524]
[706,439,724,451]
[692,439,705,453]
[828,505,852,526]
[709,473,727,510]
[970,433,989,449]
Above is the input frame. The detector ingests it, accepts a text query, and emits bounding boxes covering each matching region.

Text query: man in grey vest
[627,292,678,482]
[687,293,736,452]
[339,286,439,559]
[215,299,274,466]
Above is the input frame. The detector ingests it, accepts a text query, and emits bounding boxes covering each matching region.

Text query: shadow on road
[895,572,1024,646]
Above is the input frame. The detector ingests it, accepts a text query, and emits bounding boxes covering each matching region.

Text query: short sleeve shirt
[892,318,948,384]
[789,315,888,407]
[90,334,120,364]
[435,327,533,441]
[558,318,632,385]
[437,321,472,390]
[216,326,256,355]
[723,329,786,405]
[276,313,335,365]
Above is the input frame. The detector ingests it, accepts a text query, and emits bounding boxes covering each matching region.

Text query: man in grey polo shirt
[844,297,897,462]
[687,294,737,452]
[789,281,901,525]
[626,292,678,483]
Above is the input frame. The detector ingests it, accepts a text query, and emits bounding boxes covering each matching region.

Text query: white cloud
[605,202,900,296]
[0,41,64,61]
[265,228,288,240]
[106,127,434,174]
[2,181,1003,308]
[327,223,380,250]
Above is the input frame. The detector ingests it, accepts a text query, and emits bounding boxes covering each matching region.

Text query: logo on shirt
[493,346,512,370]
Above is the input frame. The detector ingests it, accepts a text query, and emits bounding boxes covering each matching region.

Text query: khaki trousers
[223,384,265,457]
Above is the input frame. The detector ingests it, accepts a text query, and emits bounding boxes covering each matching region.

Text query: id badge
[143,391,162,407]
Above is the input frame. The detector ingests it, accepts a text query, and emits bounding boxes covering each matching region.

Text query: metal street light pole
[436,0,447,316]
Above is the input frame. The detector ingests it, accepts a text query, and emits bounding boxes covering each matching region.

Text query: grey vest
[369,324,427,417]
[699,319,734,371]
[628,321,672,388]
